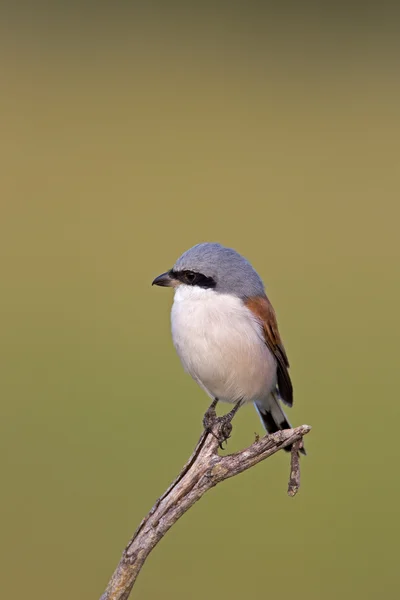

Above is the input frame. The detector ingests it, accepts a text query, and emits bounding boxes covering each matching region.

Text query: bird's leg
[203,398,243,449]
[223,399,243,423]
[202,398,219,431]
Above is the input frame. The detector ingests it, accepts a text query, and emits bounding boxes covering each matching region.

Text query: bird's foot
[202,399,242,449]
[203,414,233,450]
[202,398,218,428]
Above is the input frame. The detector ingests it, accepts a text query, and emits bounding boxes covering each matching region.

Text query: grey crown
[173,242,266,299]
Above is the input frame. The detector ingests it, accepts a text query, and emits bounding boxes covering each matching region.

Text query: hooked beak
[152,271,176,287]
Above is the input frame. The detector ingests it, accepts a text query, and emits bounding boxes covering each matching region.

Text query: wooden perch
[100,412,311,600]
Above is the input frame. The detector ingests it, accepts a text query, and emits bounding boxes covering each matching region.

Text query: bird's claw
[202,405,217,432]
[203,411,233,448]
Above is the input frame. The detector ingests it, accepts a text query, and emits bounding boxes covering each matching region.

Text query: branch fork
[100,406,311,600]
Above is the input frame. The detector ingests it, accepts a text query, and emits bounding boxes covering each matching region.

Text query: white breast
[171,285,277,404]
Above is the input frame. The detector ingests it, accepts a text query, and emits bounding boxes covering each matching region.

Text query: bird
[152,242,305,454]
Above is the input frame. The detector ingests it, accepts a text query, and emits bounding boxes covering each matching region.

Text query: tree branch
[100,417,311,600]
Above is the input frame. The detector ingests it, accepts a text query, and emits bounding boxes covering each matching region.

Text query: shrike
[152,242,305,453]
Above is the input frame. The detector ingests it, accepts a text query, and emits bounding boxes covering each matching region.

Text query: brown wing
[244,295,293,406]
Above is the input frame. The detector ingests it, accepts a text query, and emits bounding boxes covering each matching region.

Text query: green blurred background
[1,3,399,599]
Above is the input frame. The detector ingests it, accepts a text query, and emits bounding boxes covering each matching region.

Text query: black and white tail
[254,393,306,455]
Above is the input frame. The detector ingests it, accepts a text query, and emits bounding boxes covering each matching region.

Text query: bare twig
[287,439,302,496]
[100,415,311,600]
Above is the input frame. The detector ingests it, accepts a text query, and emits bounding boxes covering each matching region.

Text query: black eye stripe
[170,269,216,289]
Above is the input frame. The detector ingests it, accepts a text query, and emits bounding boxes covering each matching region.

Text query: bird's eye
[185,271,197,284]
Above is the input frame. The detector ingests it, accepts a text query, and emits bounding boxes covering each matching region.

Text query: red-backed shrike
[153,242,305,453]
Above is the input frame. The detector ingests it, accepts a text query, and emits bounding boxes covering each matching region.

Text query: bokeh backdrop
[1,3,400,599]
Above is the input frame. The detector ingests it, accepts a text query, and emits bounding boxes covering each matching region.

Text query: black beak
[152,271,175,287]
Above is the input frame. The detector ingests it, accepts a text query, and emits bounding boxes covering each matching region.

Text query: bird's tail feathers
[254,393,306,455]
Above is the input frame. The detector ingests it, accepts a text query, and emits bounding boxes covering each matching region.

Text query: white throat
[174,284,217,302]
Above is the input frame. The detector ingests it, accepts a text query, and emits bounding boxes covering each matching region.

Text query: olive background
[1,3,399,599]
